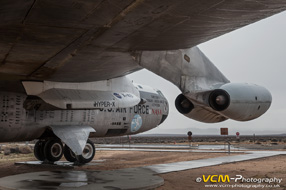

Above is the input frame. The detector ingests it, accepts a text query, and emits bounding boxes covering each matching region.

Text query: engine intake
[209,89,230,111]
[175,94,194,114]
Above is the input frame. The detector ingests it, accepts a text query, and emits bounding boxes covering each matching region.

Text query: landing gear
[34,138,63,162]
[34,139,95,164]
[64,139,95,164]
[34,141,45,161]
[44,139,63,162]
[76,139,96,164]
[63,145,77,162]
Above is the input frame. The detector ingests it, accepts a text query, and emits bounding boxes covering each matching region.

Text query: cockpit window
[138,85,143,89]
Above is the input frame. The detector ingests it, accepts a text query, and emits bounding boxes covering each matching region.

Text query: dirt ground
[0,150,226,178]
[157,155,286,190]
[0,150,285,190]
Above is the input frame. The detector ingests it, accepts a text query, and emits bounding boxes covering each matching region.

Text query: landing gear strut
[34,139,95,164]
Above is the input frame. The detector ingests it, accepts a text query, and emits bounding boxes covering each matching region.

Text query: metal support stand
[227,141,231,155]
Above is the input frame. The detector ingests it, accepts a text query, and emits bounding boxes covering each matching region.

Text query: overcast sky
[128,11,286,135]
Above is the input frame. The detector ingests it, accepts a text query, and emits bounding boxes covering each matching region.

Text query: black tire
[44,139,63,162]
[77,139,95,164]
[64,145,77,162]
[34,140,45,161]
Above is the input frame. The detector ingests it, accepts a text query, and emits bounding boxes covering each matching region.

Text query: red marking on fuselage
[152,109,162,115]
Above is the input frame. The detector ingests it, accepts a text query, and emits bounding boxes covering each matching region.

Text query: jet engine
[175,93,228,123]
[208,83,272,121]
[175,94,194,114]
[175,83,272,123]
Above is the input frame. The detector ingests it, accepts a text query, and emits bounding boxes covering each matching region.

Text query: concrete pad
[96,144,199,149]
[14,160,105,168]
[144,151,286,174]
[97,147,242,153]
[96,144,246,150]
[15,161,75,168]
[0,168,164,190]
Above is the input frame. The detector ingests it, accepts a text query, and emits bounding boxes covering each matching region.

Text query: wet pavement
[0,146,285,190]
[0,168,163,190]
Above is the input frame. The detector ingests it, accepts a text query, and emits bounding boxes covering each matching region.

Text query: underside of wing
[0,0,285,83]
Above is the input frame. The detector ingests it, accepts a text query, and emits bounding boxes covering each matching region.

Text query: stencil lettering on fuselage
[99,105,150,114]
[94,101,115,108]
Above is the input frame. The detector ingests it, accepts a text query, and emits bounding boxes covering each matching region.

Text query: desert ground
[0,150,228,178]
[0,136,286,189]
[157,155,286,190]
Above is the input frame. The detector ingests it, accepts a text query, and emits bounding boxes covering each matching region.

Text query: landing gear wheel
[64,145,77,162]
[77,139,95,164]
[44,139,63,162]
[34,140,45,161]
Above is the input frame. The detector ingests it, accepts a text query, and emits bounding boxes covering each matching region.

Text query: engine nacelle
[175,83,272,123]
[209,83,272,121]
[175,94,227,123]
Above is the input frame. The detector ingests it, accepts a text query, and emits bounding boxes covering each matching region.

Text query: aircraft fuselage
[0,88,169,142]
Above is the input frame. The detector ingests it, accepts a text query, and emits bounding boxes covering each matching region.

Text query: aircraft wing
[1,0,286,84]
